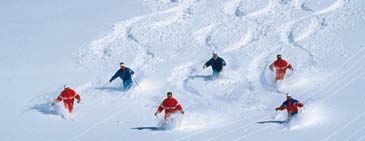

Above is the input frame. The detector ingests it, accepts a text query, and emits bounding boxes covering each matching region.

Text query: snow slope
[1,0,365,141]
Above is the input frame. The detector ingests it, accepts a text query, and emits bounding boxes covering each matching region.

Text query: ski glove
[77,100,81,104]
[181,110,185,114]
[154,112,158,116]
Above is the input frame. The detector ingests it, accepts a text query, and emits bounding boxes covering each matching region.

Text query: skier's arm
[56,92,65,103]
[295,102,303,108]
[155,106,164,116]
[176,104,184,114]
[287,64,293,71]
[269,63,274,71]
[52,93,63,106]
[75,94,81,103]
[109,70,120,82]
[129,69,134,75]
[275,106,286,111]
[157,105,164,113]
[56,96,63,102]
[203,59,212,69]
[222,59,226,66]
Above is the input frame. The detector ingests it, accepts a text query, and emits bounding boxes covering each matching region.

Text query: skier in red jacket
[52,85,81,113]
[269,54,293,81]
[276,94,304,119]
[155,92,184,123]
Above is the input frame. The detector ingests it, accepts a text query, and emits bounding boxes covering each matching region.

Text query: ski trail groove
[205,112,274,141]
[303,48,365,102]
[176,112,266,141]
[223,29,253,53]
[207,122,258,141]
[280,0,347,60]
[231,124,274,141]
[346,125,365,141]
[233,0,273,18]
[68,104,131,141]
[323,111,365,141]
[244,0,273,18]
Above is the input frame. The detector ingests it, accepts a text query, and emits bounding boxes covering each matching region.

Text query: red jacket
[157,97,183,114]
[276,99,303,113]
[270,59,293,71]
[56,88,81,103]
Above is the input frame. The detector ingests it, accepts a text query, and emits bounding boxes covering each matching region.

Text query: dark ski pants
[123,79,133,91]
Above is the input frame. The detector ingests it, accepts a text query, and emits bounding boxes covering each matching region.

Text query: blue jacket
[110,67,134,82]
[205,57,226,72]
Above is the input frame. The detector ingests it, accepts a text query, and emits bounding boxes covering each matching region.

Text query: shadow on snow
[130,127,164,131]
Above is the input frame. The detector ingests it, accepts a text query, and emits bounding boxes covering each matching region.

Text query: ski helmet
[286,93,292,98]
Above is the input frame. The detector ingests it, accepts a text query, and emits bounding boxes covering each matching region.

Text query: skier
[155,92,184,123]
[109,62,135,91]
[269,54,293,81]
[275,94,304,120]
[203,51,226,78]
[52,85,81,113]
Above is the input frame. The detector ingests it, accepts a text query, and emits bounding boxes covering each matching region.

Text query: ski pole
[132,77,141,88]
[178,114,184,130]
[221,70,224,85]
[155,115,160,121]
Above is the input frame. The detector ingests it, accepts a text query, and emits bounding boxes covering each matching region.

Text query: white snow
[1,0,365,141]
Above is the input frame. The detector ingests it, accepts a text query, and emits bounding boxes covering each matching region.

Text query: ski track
[243,0,273,18]
[223,29,253,53]
[293,17,321,42]
[324,111,365,141]
[223,0,242,16]
[68,104,132,141]
[346,126,365,141]
[145,0,201,28]
[231,124,274,141]
[207,122,258,141]
[281,0,346,48]
[209,123,274,141]
[297,47,365,101]
[176,112,266,141]
[183,78,202,96]
[303,47,365,102]
[193,24,218,45]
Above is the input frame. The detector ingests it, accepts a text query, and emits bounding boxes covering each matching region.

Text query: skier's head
[277,54,282,60]
[212,51,218,59]
[64,84,69,89]
[286,93,292,100]
[167,92,173,99]
[120,62,125,68]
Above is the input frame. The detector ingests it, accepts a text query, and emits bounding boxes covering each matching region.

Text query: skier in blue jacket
[203,51,226,77]
[109,62,135,91]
